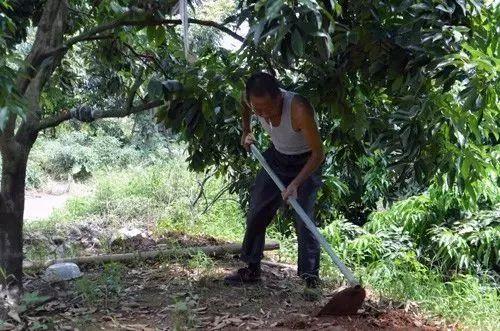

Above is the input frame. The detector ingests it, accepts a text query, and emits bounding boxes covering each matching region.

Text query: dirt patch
[277,310,437,330]
[12,253,451,331]
[24,191,71,221]
[24,183,90,221]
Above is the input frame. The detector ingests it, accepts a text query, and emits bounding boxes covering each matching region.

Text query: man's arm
[241,93,255,150]
[241,93,252,134]
[283,95,325,200]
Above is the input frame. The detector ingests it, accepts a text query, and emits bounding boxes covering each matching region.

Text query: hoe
[251,144,366,316]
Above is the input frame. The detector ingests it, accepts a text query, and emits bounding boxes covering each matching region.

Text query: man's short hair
[245,72,281,99]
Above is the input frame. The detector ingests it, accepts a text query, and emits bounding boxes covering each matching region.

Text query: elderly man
[224,72,325,297]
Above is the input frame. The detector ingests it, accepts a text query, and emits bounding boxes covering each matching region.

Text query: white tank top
[257,89,314,155]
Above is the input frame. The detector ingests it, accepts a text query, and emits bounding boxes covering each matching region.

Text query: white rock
[119,228,143,238]
[43,262,83,282]
[110,227,144,245]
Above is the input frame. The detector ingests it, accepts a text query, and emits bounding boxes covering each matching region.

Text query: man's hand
[241,132,256,151]
[282,182,299,202]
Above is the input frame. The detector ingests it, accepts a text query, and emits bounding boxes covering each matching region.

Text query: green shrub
[28,129,173,180]
[364,254,499,330]
[26,161,45,189]
[366,191,500,273]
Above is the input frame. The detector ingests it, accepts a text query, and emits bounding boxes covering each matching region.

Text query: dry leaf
[0,322,16,331]
[211,322,227,330]
[7,311,21,323]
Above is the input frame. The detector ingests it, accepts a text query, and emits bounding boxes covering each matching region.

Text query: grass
[25,155,499,330]
[74,262,124,308]
[363,256,499,330]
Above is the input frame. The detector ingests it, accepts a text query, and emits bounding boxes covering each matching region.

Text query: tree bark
[0,0,68,292]
[0,148,28,288]
[0,209,24,287]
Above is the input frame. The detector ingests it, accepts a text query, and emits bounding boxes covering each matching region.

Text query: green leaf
[0,107,8,131]
[410,3,429,11]
[291,29,304,56]
[461,156,471,179]
[109,1,127,14]
[436,4,451,13]
[265,0,283,20]
[202,100,214,120]
[253,20,267,44]
[464,182,477,204]
[456,0,466,15]
[299,0,319,11]
[146,26,156,43]
[391,76,403,92]
[154,26,166,45]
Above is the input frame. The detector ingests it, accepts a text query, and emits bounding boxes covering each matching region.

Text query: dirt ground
[24,182,89,221]
[24,191,71,221]
[13,218,453,330]
[9,253,451,331]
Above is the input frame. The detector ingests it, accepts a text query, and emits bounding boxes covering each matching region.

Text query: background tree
[157,0,499,222]
[0,0,244,295]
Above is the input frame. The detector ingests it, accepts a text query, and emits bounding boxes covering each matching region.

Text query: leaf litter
[5,232,456,330]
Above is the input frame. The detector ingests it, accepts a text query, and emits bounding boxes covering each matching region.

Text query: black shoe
[224,267,261,286]
[305,276,320,289]
[303,276,322,301]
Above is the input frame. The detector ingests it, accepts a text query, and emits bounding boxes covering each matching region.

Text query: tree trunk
[0,212,24,286]
[0,150,29,288]
[0,148,29,319]
[0,0,67,293]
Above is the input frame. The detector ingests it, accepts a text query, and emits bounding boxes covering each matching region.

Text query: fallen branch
[23,241,280,270]
[261,260,296,270]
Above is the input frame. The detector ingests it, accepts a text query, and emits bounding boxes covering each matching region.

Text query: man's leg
[240,167,282,265]
[293,172,322,285]
[225,167,282,285]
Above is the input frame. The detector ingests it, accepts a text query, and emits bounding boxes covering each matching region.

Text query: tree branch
[202,182,232,214]
[126,68,144,111]
[37,99,165,131]
[19,15,245,96]
[192,169,217,207]
[120,41,161,75]
[40,17,244,64]
[37,109,71,131]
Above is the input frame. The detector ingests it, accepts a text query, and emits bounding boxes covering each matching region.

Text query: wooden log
[261,260,296,270]
[23,241,280,270]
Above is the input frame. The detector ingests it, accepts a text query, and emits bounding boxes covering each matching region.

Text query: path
[24,191,71,221]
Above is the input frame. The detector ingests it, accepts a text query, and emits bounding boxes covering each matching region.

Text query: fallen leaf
[211,322,227,330]
[7,311,21,323]
[0,321,16,331]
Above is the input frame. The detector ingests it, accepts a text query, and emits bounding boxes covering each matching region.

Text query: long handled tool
[250,144,366,316]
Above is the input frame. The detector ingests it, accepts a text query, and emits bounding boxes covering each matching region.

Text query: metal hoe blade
[250,144,366,316]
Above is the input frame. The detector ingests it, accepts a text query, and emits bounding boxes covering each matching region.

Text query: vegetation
[0,0,498,329]
[22,149,498,329]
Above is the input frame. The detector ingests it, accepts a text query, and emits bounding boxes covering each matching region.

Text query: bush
[26,161,46,189]
[366,192,500,274]
[364,254,499,330]
[29,129,173,181]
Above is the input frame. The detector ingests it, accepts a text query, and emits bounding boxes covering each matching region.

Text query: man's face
[249,93,282,121]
